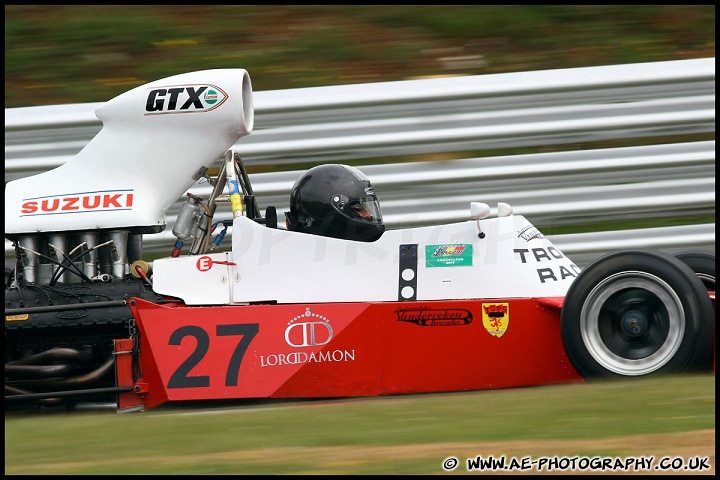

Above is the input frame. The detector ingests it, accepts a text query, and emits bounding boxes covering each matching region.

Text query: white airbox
[5,69,254,236]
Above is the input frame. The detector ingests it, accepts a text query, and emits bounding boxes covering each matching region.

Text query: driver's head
[285,164,385,242]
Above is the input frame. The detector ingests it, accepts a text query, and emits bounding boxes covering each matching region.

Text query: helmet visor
[333,194,383,223]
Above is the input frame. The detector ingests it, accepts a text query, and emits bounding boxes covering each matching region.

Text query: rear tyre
[675,250,716,369]
[561,249,714,378]
[675,250,715,291]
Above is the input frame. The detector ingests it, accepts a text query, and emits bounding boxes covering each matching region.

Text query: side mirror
[470,202,491,220]
[470,202,491,239]
[497,202,513,217]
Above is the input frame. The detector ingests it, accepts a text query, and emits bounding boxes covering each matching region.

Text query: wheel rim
[695,272,715,291]
[580,271,685,375]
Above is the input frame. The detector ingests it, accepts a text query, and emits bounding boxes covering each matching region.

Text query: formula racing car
[5,69,715,412]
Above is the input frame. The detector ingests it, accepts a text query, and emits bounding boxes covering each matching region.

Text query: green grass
[5,373,715,474]
[4,5,715,108]
[537,214,716,236]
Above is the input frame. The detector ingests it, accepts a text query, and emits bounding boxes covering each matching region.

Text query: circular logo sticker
[196,256,213,272]
[205,89,219,104]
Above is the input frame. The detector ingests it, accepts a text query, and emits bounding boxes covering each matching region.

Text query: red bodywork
[118,296,582,411]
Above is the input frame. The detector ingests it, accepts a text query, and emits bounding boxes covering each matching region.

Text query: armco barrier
[5,58,715,266]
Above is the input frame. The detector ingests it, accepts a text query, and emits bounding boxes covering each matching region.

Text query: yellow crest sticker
[482,303,509,338]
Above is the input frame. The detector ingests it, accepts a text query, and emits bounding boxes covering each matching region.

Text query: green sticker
[425,244,473,267]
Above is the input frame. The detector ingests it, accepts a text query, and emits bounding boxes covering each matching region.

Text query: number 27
[166,323,259,389]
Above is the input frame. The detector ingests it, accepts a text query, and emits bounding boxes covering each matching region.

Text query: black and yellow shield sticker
[482,302,509,338]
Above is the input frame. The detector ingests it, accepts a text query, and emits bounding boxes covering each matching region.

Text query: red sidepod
[123,297,582,410]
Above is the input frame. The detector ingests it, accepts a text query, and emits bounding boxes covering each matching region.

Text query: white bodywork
[5,67,579,306]
[5,69,253,235]
[151,213,580,305]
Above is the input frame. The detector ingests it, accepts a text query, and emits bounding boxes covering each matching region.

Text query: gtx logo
[145,84,228,114]
[20,190,134,216]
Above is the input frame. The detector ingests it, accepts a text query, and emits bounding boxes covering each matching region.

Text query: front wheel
[560,249,714,378]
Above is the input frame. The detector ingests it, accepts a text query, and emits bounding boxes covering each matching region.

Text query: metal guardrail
[548,223,715,268]
[5,58,716,266]
[5,57,716,177]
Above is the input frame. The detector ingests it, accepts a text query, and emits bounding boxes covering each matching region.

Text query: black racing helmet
[285,164,385,242]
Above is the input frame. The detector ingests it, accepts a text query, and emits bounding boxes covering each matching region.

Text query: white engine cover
[5,69,254,235]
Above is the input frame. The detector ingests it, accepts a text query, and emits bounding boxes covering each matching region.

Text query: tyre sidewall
[561,249,714,378]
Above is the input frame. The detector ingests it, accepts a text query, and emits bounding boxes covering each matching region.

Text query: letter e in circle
[196,256,213,272]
